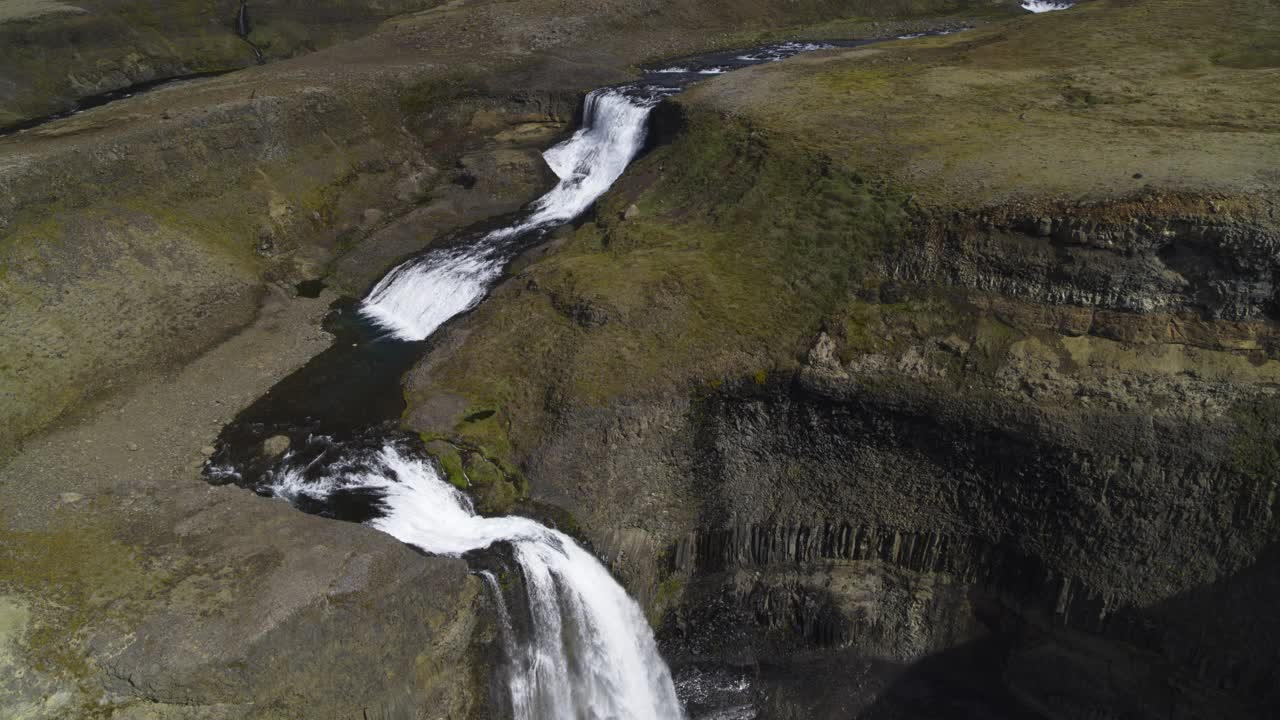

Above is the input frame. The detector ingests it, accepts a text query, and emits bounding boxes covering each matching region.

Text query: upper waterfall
[360,88,664,342]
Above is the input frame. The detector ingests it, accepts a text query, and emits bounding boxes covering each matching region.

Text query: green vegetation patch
[423,417,530,515]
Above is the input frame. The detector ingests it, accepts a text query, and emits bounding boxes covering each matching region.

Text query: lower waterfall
[274,445,684,719]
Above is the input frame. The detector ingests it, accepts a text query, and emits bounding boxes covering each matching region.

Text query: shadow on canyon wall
[654,373,1280,720]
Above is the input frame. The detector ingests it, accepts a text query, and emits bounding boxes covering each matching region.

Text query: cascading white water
[310,81,685,720]
[360,88,662,342]
[272,447,684,720]
[478,571,535,720]
[1021,0,1073,11]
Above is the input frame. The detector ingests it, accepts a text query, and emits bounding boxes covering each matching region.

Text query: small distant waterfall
[1021,0,1073,11]
[234,1,265,64]
[360,88,663,341]
[235,1,251,38]
[273,447,684,719]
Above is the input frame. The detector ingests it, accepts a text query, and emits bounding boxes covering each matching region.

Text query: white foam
[736,41,835,62]
[531,89,660,226]
[361,248,500,341]
[1021,0,1073,11]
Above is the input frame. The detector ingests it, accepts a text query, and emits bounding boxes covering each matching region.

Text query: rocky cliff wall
[403,2,1280,716]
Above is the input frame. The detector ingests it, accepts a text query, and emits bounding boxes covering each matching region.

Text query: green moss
[423,433,527,512]
[654,575,684,606]
[425,440,469,489]
[969,315,1021,375]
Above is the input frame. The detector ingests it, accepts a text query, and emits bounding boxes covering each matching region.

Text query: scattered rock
[126,442,140,452]
[255,226,276,257]
[940,335,972,356]
[59,493,84,504]
[623,203,641,221]
[1133,172,1144,179]
[200,445,216,456]
[806,332,844,372]
[571,303,609,329]
[262,435,291,458]
[394,171,433,203]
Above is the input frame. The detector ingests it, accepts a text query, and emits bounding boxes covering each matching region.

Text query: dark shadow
[670,543,1280,720]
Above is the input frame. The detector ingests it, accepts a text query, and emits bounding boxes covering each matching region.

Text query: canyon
[1,0,1277,718]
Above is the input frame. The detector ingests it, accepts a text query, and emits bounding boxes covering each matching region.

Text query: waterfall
[235,1,251,38]
[272,446,684,719]
[242,82,690,720]
[478,571,534,720]
[360,88,663,342]
[1021,0,1073,11]
[215,38,898,720]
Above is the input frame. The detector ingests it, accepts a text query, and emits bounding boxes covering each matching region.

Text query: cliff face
[403,1,1280,716]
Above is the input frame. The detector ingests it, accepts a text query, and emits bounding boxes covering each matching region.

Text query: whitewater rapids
[360,88,662,341]
[1021,0,1073,11]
